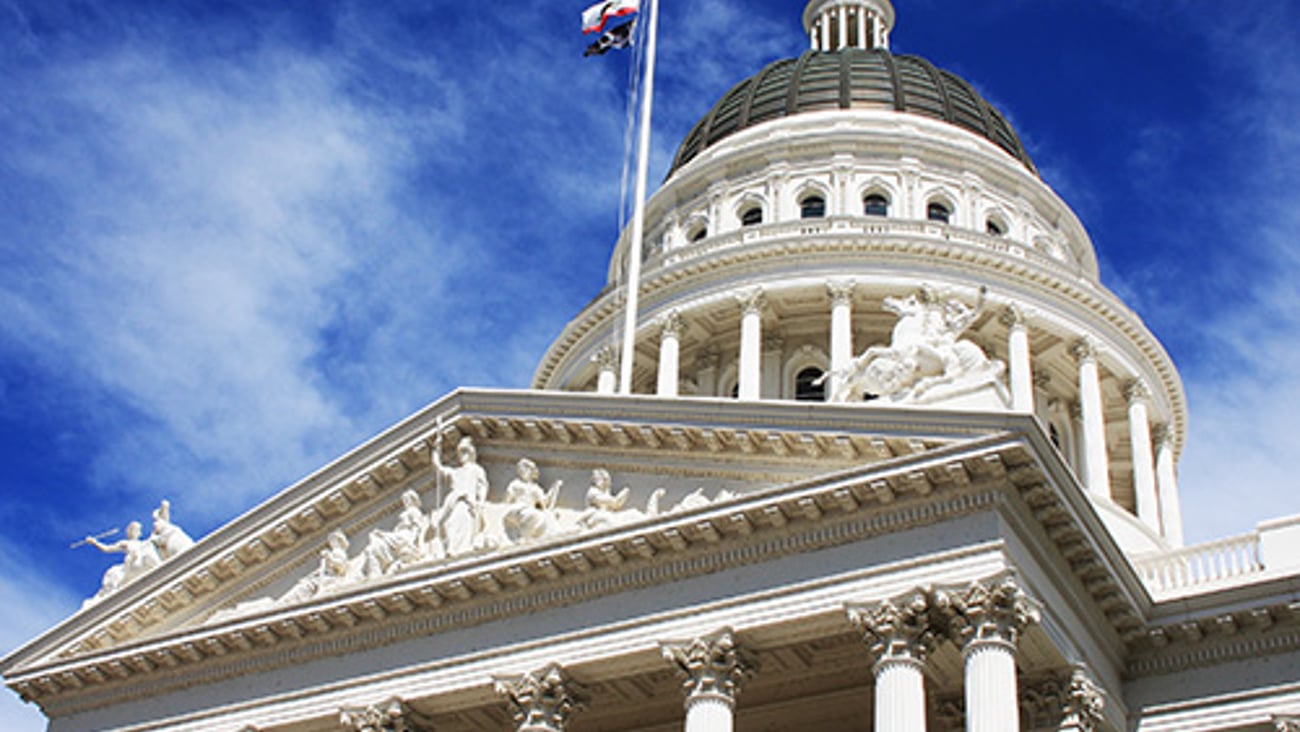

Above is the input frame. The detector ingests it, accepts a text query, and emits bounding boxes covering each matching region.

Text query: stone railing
[1133,532,1263,596]
[645,216,1081,276]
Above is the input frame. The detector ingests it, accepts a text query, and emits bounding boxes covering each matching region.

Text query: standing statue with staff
[430,430,489,557]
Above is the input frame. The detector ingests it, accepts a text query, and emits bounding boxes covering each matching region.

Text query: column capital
[736,287,766,316]
[1124,379,1151,407]
[762,334,785,352]
[1033,372,1052,390]
[1070,337,1098,363]
[660,309,684,339]
[1066,666,1106,731]
[1069,400,1084,421]
[495,664,587,732]
[942,574,1041,649]
[1152,422,1173,450]
[999,304,1026,329]
[846,590,939,665]
[591,346,618,372]
[827,279,855,306]
[661,628,756,704]
[340,697,433,732]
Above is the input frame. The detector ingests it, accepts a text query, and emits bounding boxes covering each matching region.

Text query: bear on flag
[581,0,639,34]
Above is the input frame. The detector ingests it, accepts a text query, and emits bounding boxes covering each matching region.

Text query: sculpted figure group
[78,499,195,606]
[823,285,1006,404]
[214,436,741,619]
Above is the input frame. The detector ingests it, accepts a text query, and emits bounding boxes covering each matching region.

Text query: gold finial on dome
[802,0,895,52]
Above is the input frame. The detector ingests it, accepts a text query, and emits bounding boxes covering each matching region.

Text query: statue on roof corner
[822,284,1007,405]
[150,499,195,560]
[80,520,162,605]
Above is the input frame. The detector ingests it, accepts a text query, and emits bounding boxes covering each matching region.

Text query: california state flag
[582,0,639,34]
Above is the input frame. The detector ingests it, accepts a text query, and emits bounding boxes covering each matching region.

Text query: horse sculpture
[823,285,1005,404]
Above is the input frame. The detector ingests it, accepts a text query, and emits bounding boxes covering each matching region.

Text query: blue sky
[2,0,1299,727]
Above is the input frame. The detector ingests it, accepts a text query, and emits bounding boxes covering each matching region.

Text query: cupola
[803,0,895,51]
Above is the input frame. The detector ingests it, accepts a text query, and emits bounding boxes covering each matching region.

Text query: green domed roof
[670,48,1037,176]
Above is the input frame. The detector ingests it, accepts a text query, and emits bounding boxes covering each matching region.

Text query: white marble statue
[825,285,1005,404]
[578,468,635,530]
[502,458,562,543]
[149,499,195,560]
[431,435,490,556]
[82,520,162,604]
[363,490,428,578]
[282,529,359,604]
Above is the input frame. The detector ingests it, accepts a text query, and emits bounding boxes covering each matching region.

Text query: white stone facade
[5,1,1299,731]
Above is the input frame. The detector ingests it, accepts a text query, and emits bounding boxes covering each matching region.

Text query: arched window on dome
[795,367,826,401]
[740,206,764,227]
[863,194,890,217]
[927,201,951,224]
[986,217,1006,236]
[688,224,708,242]
[800,195,826,219]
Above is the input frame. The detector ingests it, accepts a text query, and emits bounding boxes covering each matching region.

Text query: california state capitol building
[5,1,1300,730]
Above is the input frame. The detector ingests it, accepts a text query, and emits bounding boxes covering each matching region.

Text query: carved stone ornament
[824,284,1006,405]
[940,574,1042,648]
[736,287,766,315]
[660,309,684,339]
[1070,337,1097,363]
[339,697,433,732]
[661,627,757,702]
[1066,666,1106,731]
[827,279,855,306]
[77,498,196,606]
[591,346,618,371]
[1275,714,1300,732]
[495,663,587,732]
[999,304,1026,329]
[1124,379,1151,406]
[846,590,939,665]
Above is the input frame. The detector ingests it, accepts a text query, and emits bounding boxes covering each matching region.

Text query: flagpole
[618,0,659,396]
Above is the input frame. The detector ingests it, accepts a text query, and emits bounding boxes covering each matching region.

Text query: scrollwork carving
[495,663,587,732]
[846,590,939,664]
[340,697,432,732]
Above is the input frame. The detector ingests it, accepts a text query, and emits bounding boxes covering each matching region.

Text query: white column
[657,310,683,397]
[1126,381,1160,532]
[856,9,867,50]
[953,576,1040,732]
[964,639,1019,732]
[828,281,855,399]
[737,288,765,401]
[847,591,935,732]
[662,629,754,732]
[495,664,587,732]
[1072,339,1111,499]
[838,5,848,49]
[1153,424,1185,547]
[1001,306,1033,412]
[820,14,830,51]
[593,347,618,395]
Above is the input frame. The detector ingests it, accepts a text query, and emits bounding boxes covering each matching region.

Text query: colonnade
[620,283,1183,544]
[807,1,891,52]
[335,577,1103,732]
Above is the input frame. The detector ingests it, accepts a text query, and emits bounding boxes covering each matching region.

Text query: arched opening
[927,201,951,224]
[986,218,1005,236]
[800,195,826,219]
[688,225,708,242]
[863,193,889,217]
[795,367,826,401]
[741,206,763,226]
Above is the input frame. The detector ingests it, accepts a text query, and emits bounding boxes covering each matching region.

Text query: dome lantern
[803,0,895,52]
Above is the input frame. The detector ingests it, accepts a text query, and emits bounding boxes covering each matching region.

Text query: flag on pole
[582,0,639,34]
[584,19,635,56]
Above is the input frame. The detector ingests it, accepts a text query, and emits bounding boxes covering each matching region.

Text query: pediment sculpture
[76,499,195,607]
[208,441,741,623]
[823,285,1006,405]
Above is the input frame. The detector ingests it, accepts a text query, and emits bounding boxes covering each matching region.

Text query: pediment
[3,388,1060,705]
